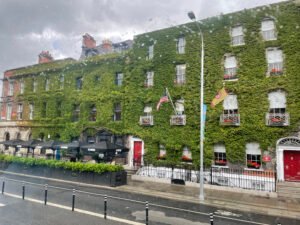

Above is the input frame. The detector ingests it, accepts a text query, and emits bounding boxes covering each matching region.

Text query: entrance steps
[277,181,300,200]
[125,168,138,179]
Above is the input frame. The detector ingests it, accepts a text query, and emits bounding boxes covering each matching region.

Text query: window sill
[212,165,229,168]
[244,168,263,172]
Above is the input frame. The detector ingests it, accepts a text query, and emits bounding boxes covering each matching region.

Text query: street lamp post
[188,11,205,201]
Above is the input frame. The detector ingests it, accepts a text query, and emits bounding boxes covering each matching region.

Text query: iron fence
[136,165,276,192]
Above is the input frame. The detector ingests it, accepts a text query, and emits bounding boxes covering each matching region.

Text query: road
[0,174,298,225]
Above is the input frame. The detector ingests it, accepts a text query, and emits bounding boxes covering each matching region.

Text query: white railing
[170,115,186,126]
[266,113,289,126]
[220,114,240,126]
[139,115,154,126]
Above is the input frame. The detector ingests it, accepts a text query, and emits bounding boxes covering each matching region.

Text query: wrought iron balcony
[139,115,154,126]
[266,113,289,126]
[170,115,186,126]
[220,113,240,126]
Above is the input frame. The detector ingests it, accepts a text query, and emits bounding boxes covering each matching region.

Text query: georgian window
[175,64,186,85]
[147,45,154,60]
[246,143,261,169]
[57,101,62,117]
[140,105,153,126]
[6,103,12,120]
[231,25,244,46]
[89,105,97,121]
[33,78,37,93]
[145,71,154,87]
[224,55,237,80]
[266,90,289,126]
[60,75,64,89]
[214,144,227,166]
[20,80,25,94]
[8,80,14,96]
[72,104,80,122]
[45,78,50,91]
[158,144,166,160]
[220,94,240,126]
[76,77,83,90]
[17,103,23,120]
[113,103,121,121]
[266,48,283,76]
[261,19,277,41]
[182,146,192,162]
[41,102,47,118]
[29,103,34,120]
[115,73,123,86]
[177,36,186,54]
[175,99,184,115]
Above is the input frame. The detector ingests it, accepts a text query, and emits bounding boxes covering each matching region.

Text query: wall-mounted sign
[88,148,95,152]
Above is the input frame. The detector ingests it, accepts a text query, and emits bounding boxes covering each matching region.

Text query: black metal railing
[136,165,276,192]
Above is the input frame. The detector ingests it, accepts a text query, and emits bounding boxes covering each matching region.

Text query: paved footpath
[0,194,128,225]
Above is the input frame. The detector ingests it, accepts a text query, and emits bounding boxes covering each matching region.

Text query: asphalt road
[0,174,299,225]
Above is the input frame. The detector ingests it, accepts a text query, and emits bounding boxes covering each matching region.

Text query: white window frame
[33,78,37,93]
[17,103,23,120]
[266,48,283,75]
[145,71,154,87]
[8,81,14,96]
[261,19,277,41]
[177,36,185,54]
[45,78,50,91]
[60,75,64,89]
[6,103,12,120]
[116,73,123,86]
[214,144,227,166]
[231,25,244,46]
[246,143,261,169]
[148,45,154,60]
[176,64,186,84]
[29,103,34,120]
[20,80,25,94]
[224,55,237,79]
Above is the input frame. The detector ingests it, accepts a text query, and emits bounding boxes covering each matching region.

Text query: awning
[34,140,65,150]
[0,139,25,147]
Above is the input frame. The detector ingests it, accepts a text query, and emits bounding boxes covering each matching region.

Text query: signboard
[88,148,95,152]
[61,146,68,149]
[263,155,271,162]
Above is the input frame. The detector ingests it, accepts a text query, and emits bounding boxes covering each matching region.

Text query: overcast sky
[0,0,286,76]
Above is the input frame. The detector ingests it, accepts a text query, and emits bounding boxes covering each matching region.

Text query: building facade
[1,0,300,181]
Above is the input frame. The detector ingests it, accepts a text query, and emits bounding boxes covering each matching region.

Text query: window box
[170,115,186,126]
[139,115,154,126]
[181,155,192,162]
[247,161,261,169]
[215,160,227,166]
[270,68,283,76]
[266,112,289,126]
[220,114,240,126]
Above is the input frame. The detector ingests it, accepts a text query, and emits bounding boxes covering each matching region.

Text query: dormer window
[266,48,283,76]
[214,144,227,166]
[147,45,154,60]
[266,90,289,126]
[261,19,277,41]
[224,55,237,80]
[231,25,244,46]
[177,36,185,54]
[220,94,240,126]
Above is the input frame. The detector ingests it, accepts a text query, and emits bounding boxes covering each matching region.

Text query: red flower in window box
[270,68,282,74]
[224,118,233,123]
[247,161,261,169]
[271,117,282,122]
[182,155,192,162]
[223,74,230,79]
[215,160,227,166]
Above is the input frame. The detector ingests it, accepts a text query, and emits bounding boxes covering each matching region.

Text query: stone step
[277,182,300,199]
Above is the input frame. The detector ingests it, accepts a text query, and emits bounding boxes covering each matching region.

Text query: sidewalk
[118,175,300,220]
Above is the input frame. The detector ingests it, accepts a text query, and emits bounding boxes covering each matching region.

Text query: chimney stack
[38,51,54,64]
[82,33,96,49]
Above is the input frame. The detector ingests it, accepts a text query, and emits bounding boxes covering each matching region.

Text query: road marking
[215,210,242,217]
[0,203,5,207]
[4,192,144,225]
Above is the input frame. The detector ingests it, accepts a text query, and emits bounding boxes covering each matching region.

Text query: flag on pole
[156,92,169,110]
[210,87,228,108]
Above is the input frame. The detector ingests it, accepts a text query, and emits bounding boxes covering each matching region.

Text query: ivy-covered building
[1,0,300,182]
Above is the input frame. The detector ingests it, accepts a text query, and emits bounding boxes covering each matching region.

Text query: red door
[133,141,142,166]
[284,151,300,182]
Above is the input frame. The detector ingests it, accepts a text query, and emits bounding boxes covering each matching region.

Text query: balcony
[139,115,154,126]
[266,113,289,126]
[220,113,240,126]
[170,115,186,126]
[224,67,237,80]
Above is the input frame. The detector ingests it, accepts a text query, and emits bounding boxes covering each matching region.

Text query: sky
[0,0,287,76]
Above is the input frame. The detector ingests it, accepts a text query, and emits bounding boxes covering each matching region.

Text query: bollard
[44,184,48,205]
[104,195,107,219]
[145,201,149,225]
[210,213,214,225]
[72,189,76,211]
[22,182,25,200]
[1,178,5,195]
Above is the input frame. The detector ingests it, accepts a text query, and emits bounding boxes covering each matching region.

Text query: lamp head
[188,11,196,20]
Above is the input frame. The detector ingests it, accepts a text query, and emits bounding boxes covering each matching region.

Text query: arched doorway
[276,137,300,182]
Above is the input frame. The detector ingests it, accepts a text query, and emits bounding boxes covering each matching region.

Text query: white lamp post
[188,11,205,201]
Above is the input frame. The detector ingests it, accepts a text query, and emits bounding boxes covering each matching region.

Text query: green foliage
[13,1,300,166]
[0,154,123,174]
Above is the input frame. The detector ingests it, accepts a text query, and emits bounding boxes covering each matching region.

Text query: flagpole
[166,88,177,115]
